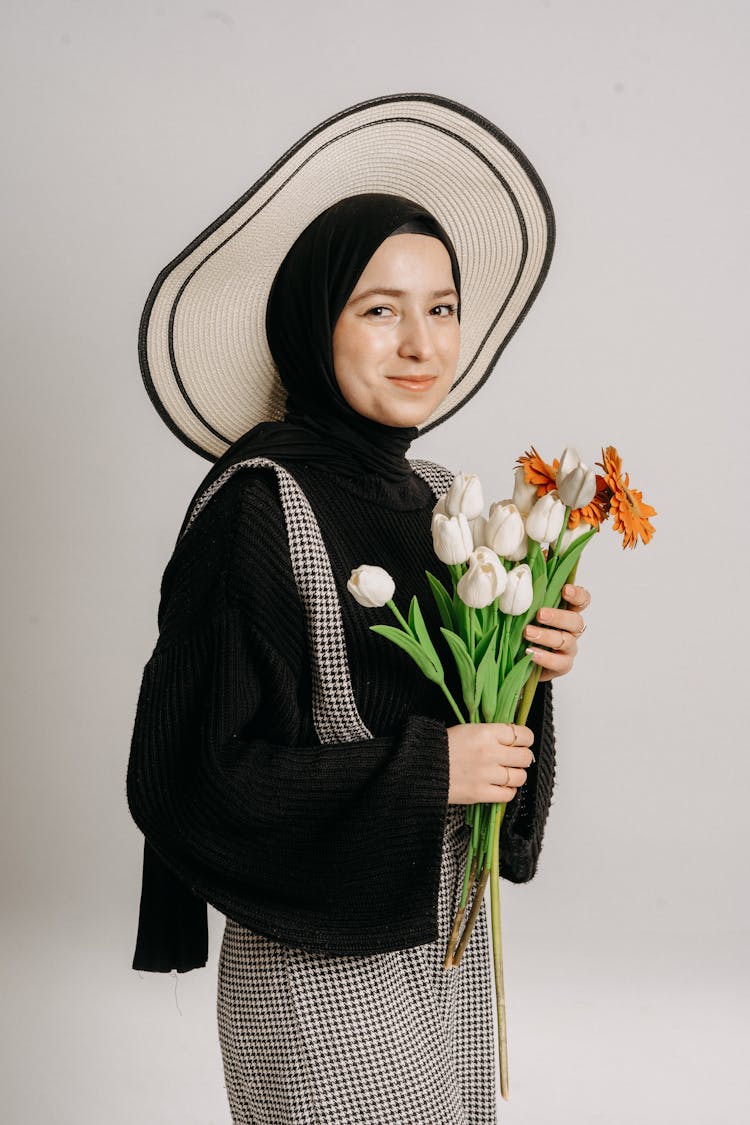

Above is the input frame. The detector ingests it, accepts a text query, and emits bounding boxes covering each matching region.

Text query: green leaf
[476,625,500,722]
[452,591,470,647]
[407,595,444,679]
[494,654,535,723]
[545,538,590,607]
[547,527,597,583]
[440,627,477,713]
[473,625,496,668]
[508,569,548,658]
[369,624,443,683]
[425,570,456,632]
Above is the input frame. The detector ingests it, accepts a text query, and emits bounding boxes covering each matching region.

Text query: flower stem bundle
[347,444,656,1100]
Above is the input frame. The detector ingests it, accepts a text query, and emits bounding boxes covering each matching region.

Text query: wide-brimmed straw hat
[139,91,555,461]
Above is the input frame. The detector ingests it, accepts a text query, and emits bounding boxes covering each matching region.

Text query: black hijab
[177,193,461,539]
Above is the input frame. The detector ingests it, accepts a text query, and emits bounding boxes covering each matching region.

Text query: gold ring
[509,723,518,744]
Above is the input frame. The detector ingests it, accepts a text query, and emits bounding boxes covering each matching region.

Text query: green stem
[548,505,572,572]
[386,599,411,634]
[490,800,510,1099]
[440,681,467,724]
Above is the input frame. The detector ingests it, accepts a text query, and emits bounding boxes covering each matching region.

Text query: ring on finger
[500,763,511,787]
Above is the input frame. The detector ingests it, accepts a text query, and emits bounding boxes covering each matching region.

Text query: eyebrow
[349,286,459,303]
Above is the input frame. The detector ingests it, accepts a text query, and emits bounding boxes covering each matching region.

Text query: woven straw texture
[140,92,553,461]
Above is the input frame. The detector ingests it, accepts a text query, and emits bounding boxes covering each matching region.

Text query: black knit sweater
[126,459,556,971]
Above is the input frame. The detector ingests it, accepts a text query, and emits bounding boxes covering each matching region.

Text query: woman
[128,95,591,1124]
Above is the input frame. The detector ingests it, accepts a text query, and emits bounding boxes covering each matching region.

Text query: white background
[2,1,747,1121]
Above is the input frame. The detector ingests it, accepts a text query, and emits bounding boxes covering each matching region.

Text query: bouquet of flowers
[347,444,656,1099]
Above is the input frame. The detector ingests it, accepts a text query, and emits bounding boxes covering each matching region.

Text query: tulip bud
[556,447,597,509]
[504,529,529,563]
[347,565,396,608]
[445,471,484,520]
[431,512,474,565]
[468,514,488,549]
[498,563,534,616]
[485,500,526,558]
[433,493,448,518]
[557,464,597,510]
[512,466,538,517]
[456,547,507,608]
[557,446,583,482]
[525,490,566,544]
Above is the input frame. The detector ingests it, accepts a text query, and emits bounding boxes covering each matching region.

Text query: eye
[432,304,458,317]
[365,306,393,318]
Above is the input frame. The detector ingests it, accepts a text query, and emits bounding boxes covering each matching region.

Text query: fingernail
[525,647,540,658]
[563,585,573,596]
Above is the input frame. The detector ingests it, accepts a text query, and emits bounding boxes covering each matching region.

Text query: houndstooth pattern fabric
[184,456,371,743]
[188,457,496,1123]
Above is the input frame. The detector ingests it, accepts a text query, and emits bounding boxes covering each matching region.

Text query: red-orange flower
[596,446,657,549]
[517,446,557,493]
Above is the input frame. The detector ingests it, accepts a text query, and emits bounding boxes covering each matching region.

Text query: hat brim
[139,91,555,461]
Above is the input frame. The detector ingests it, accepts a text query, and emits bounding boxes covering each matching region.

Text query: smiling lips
[388,376,438,392]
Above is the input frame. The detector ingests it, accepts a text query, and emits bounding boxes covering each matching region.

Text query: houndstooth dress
[185,456,496,1125]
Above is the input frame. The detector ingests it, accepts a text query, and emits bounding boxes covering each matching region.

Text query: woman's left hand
[523,583,592,683]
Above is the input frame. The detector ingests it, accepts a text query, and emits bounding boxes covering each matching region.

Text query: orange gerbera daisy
[596,446,657,549]
[517,445,557,492]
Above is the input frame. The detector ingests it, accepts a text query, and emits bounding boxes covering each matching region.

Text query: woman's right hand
[446,722,536,805]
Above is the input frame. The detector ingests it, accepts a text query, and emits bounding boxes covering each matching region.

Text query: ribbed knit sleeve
[126,469,452,968]
[498,677,556,882]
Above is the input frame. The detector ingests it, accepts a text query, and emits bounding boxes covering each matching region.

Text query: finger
[535,607,585,635]
[524,622,577,651]
[485,784,518,803]
[496,745,536,768]
[494,723,534,748]
[562,584,591,610]
[525,645,575,675]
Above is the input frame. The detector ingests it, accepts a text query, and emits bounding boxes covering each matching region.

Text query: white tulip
[456,547,507,608]
[525,490,567,544]
[468,514,488,549]
[498,563,534,616]
[347,565,396,608]
[431,512,474,565]
[558,465,597,510]
[559,523,591,553]
[512,466,538,517]
[504,529,529,563]
[485,500,526,558]
[433,493,448,518]
[445,471,484,520]
[557,446,583,482]
[556,447,597,509]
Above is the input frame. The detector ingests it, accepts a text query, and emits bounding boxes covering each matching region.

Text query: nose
[396,310,436,360]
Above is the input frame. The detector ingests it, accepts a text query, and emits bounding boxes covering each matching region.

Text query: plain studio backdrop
[1,2,747,1122]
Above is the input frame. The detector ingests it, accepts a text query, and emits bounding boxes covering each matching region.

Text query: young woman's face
[331,233,460,428]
